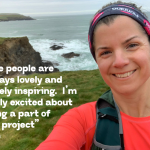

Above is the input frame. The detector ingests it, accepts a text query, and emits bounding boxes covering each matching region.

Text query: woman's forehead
[94,16,147,47]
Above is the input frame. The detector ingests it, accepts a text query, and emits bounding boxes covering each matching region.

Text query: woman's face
[94,16,150,95]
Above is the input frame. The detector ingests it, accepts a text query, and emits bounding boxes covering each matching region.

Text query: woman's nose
[112,50,129,68]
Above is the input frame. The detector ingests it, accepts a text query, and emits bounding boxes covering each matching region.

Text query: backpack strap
[92,98,124,150]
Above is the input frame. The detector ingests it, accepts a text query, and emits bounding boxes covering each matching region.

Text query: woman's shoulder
[63,101,97,118]
[76,101,97,120]
[78,101,97,109]
[58,101,97,129]
[36,101,97,150]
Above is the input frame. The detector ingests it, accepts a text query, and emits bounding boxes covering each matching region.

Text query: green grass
[0,37,21,45]
[0,37,10,44]
[0,69,110,150]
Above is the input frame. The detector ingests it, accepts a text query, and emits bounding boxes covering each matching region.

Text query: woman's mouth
[113,70,136,78]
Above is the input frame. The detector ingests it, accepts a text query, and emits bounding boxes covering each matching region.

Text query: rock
[52,62,59,66]
[0,37,59,76]
[41,61,54,66]
[61,52,80,58]
[50,44,64,50]
[42,60,59,66]
[53,68,59,72]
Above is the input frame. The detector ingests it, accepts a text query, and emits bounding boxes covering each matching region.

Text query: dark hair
[96,1,147,17]
[92,1,149,49]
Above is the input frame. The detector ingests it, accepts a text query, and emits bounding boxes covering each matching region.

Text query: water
[0,14,98,71]
[0,13,150,71]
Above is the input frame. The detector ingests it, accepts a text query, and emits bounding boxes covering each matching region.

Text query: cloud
[0,0,102,16]
[1,0,150,16]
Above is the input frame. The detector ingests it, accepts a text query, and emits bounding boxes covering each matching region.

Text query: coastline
[0,37,59,77]
[0,13,35,22]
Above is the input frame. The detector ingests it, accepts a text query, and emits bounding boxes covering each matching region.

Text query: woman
[36,1,150,150]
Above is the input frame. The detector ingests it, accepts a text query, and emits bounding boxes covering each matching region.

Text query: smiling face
[94,16,150,95]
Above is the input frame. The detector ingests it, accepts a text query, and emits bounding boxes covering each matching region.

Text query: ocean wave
[30,39,97,71]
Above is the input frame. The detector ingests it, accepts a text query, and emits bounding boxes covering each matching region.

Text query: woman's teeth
[114,70,135,78]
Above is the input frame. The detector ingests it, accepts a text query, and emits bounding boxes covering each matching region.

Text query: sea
[0,12,150,72]
[0,14,98,72]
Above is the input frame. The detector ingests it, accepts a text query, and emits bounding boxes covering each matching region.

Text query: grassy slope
[0,69,110,150]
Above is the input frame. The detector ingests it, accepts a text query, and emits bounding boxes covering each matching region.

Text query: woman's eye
[128,43,138,48]
[101,51,111,56]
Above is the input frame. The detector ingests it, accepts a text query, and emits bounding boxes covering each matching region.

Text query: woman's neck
[112,77,150,117]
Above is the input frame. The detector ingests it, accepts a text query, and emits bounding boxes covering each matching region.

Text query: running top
[36,101,150,150]
[121,111,150,150]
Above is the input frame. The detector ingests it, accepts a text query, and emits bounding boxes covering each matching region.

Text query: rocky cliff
[0,37,58,77]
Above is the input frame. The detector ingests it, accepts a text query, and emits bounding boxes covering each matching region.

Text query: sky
[1,0,150,17]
